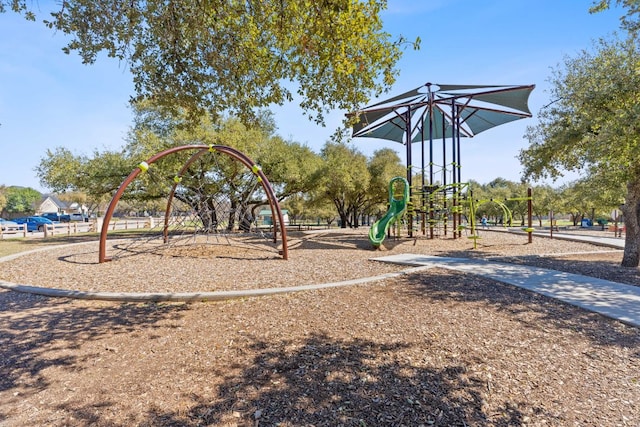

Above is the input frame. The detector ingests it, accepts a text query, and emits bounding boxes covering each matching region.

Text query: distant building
[38,194,88,216]
[258,209,289,226]
[38,194,70,214]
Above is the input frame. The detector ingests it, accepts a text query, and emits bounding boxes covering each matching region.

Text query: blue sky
[0,1,625,192]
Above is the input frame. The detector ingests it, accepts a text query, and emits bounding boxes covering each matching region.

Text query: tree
[530,184,561,227]
[36,146,134,214]
[315,142,370,228]
[0,185,7,213]
[365,148,405,216]
[518,36,640,266]
[503,182,531,226]
[37,104,323,226]
[1,1,418,125]
[590,0,640,36]
[559,182,593,226]
[557,179,623,226]
[2,186,41,214]
[281,194,306,225]
[306,195,338,227]
[314,146,403,227]
[472,178,512,225]
[254,136,323,203]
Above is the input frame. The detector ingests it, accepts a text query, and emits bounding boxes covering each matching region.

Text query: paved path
[374,254,640,328]
[533,231,624,248]
[547,232,624,248]
[494,227,625,249]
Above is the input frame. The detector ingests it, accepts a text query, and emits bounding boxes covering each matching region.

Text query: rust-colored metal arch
[98,144,288,263]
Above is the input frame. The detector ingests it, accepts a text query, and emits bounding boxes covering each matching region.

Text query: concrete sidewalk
[374,254,640,328]
[534,231,624,249]
[493,227,625,249]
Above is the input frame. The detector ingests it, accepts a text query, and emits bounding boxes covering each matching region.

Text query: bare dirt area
[1,229,639,426]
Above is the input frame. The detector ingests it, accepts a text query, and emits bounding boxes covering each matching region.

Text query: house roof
[41,194,71,210]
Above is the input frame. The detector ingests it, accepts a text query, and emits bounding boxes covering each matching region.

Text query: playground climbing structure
[351,83,535,245]
[409,181,470,239]
[370,176,534,249]
[98,144,288,263]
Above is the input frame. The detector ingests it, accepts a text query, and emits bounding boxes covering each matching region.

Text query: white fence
[0,218,155,240]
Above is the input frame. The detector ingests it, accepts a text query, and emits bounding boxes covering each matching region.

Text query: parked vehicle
[12,216,54,232]
[41,212,71,222]
[0,218,20,232]
[69,213,87,222]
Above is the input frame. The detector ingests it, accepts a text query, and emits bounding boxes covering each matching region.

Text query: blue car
[12,216,54,232]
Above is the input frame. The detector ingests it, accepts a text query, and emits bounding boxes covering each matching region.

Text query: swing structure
[98,144,288,263]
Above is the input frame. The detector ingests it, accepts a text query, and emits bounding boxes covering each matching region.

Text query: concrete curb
[0,266,430,302]
[0,240,431,301]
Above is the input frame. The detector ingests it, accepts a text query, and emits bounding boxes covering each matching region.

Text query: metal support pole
[528,187,533,244]
[405,108,413,238]
[442,113,447,237]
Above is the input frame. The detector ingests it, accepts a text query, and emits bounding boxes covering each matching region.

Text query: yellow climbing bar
[251,164,263,182]
[138,161,149,172]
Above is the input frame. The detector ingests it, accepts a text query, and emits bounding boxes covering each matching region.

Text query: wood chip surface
[1,229,639,426]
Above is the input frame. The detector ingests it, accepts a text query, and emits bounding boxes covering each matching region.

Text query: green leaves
[2,186,41,213]
[312,141,404,227]
[7,0,411,126]
[520,36,640,186]
[519,23,640,265]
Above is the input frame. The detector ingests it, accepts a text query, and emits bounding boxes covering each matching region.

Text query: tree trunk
[339,212,349,228]
[621,180,640,267]
[333,199,349,228]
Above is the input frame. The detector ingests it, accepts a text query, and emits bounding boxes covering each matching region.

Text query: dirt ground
[1,229,639,426]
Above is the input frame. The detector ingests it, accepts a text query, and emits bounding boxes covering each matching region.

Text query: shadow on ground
[2,232,639,426]
[0,288,554,426]
[397,269,640,353]
[0,291,187,395]
[146,332,535,426]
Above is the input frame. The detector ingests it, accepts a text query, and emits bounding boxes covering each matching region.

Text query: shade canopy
[349,83,535,144]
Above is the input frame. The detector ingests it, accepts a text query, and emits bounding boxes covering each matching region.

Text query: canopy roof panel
[349,83,535,144]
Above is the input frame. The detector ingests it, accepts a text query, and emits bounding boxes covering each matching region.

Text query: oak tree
[2,0,417,125]
[519,36,640,266]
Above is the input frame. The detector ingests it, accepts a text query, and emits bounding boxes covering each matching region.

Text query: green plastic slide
[369,176,409,247]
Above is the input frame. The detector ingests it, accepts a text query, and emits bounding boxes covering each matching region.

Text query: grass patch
[0,234,101,258]
[0,229,173,258]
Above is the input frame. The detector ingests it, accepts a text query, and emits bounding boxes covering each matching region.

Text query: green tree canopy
[2,186,41,214]
[36,105,322,221]
[1,0,418,125]
[529,184,561,227]
[590,0,640,36]
[0,185,7,213]
[366,147,405,214]
[469,178,530,226]
[315,141,370,228]
[518,35,640,266]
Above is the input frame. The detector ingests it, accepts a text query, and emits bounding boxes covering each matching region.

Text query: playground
[1,113,638,423]
[1,228,640,426]
[2,226,632,296]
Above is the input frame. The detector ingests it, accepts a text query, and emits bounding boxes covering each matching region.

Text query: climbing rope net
[99,145,287,262]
